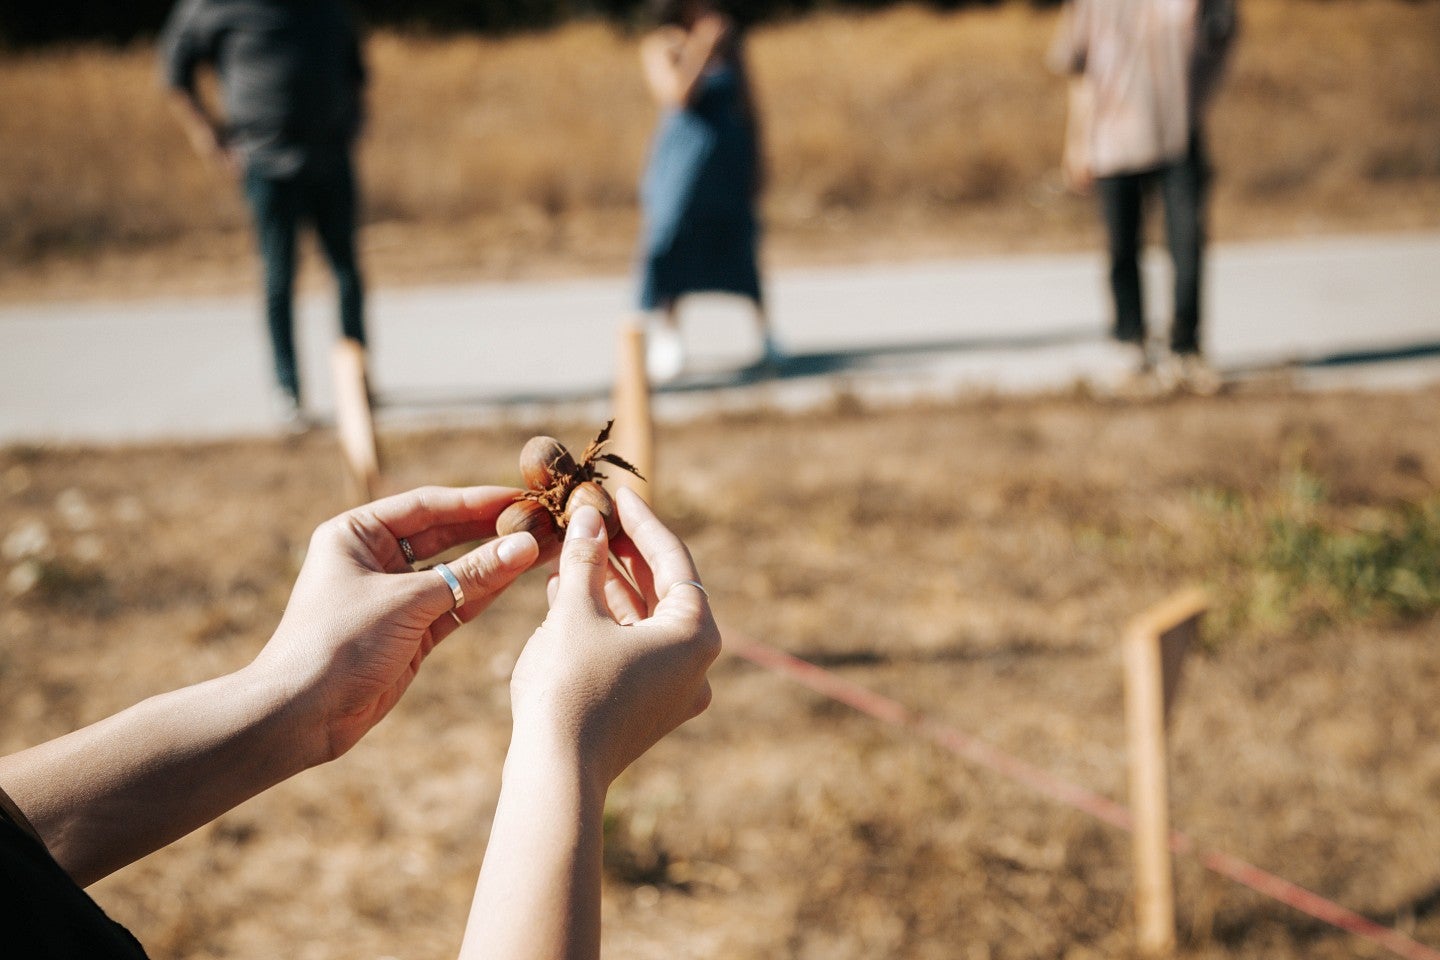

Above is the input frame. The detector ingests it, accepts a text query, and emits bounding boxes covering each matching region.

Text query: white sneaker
[1151,353,1185,395]
[1177,354,1223,395]
[646,324,685,384]
[272,389,310,436]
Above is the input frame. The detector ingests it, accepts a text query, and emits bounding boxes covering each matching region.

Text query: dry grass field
[1,0,1438,300]
[3,388,1439,958]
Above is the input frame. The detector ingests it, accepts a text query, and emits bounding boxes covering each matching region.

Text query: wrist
[227,660,325,777]
[504,717,609,812]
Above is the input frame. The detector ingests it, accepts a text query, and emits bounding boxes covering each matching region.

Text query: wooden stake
[610,321,654,504]
[1122,587,1207,958]
[331,337,381,503]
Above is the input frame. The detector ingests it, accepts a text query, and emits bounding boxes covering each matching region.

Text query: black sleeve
[158,0,214,91]
[0,798,151,959]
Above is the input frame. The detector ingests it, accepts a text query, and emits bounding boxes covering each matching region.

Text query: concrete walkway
[2,232,1437,444]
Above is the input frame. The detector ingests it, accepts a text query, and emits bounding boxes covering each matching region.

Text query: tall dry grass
[0,0,1437,281]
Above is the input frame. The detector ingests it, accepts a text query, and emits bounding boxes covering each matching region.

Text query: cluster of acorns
[495,420,643,555]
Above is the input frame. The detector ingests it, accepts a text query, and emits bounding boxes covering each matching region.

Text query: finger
[555,539,644,623]
[553,505,610,620]
[407,531,538,626]
[393,519,503,567]
[614,487,705,614]
[602,559,648,625]
[607,531,655,610]
[358,486,525,566]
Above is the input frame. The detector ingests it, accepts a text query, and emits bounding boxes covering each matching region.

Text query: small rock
[3,519,50,561]
[6,561,41,596]
[57,488,96,531]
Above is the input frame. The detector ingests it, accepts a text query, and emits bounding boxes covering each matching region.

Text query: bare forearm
[643,29,723,108]
[460,729,607,960]
[671,36,716,105]
[1062,77,1095,190]
[0,663,307,886]
[1065,79,1093,152]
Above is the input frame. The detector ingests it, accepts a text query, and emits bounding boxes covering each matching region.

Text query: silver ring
[434,562,465,610]
[670,579,709,599]
[448,610,463,626]
[398,537,416,564]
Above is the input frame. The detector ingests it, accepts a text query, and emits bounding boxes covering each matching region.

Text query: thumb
[554,505,610,619]
[406,531,538,624]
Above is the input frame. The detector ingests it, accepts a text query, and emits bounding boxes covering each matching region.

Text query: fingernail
[566,504,604,542]
[496,532,535,566]
[616,486,641,508]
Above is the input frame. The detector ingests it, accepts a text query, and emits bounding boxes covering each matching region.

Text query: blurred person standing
[634,0,782,383]
[160,0,369,429]
[1050,0,1238,394]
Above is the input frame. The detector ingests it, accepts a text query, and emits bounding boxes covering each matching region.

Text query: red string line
[724,627,1440,960]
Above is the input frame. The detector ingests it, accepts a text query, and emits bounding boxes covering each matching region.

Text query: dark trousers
[1095,138,1210,355]
[243,154,366,400]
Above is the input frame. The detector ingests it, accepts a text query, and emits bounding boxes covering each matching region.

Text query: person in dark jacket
[161,0,370,427]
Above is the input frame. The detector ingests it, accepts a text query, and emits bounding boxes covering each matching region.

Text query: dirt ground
[3,387,1438,959]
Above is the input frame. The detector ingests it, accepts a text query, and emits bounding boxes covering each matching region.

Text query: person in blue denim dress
[635,0,782,382]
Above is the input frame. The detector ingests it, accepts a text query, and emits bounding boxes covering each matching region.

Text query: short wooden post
[331,337,381,503]
[610,321,654,504]
[1122,588,1207,958]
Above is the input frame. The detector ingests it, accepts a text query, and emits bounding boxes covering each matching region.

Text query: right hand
[508,488,720,789]
[189,122,240,178]
[253,486,539,768]
[212,138,242,179]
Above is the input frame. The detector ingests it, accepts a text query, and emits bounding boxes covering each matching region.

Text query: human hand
[1062,148,1094,194]
[691,12,732,56]
[189,121,240,178]
[250,486,541,767]
[212,133,242,179]
[508,488,720,790]
[1061,79,1095,195]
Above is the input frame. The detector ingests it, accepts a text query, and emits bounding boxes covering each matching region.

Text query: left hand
[251,486,540,767]
[513,489,720,790]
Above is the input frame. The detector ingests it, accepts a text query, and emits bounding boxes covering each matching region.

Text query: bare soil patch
[3,387,1438,958]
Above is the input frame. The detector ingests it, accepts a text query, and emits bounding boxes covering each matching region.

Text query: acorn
[564,480,620,538]
[495,498,561,559]
[519,436,577,491]
[500,422,643,563]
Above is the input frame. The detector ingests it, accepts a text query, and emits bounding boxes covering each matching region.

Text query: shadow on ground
[375,332,1440,413]
[379,325,1102,410]
[1229,339,1440,376]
